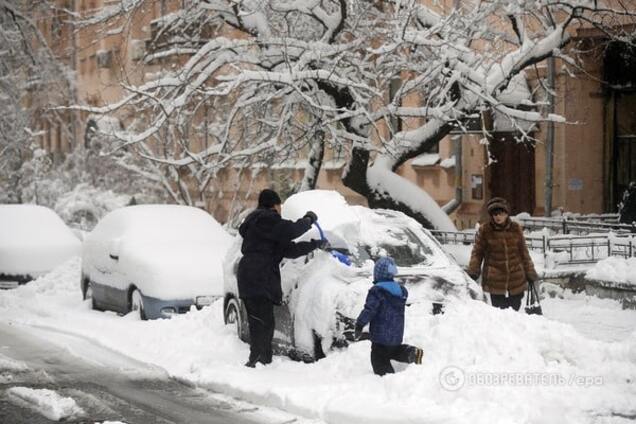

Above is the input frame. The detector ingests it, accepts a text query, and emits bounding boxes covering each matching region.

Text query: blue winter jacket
[356,280,408,346]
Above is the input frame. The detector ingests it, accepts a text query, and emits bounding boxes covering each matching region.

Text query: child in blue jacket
[355,256,423,376]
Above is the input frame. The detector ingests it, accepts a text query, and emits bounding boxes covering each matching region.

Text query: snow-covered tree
[0,0,77,202]
[80,0,636,229]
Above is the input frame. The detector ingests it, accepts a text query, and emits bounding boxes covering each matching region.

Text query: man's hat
[258,189,282,208]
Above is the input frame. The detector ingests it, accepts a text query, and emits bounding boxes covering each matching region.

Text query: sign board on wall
[568,178,584,191]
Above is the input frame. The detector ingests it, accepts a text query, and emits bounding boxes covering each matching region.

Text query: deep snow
[586,257,636,287]
[1,258,635,424]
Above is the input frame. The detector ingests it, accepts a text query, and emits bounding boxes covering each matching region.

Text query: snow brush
[313,221,351,266]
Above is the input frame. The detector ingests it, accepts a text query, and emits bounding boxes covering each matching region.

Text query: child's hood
[375,281,407,300]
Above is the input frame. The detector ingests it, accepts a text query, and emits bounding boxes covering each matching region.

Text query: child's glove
[354,324,363,341]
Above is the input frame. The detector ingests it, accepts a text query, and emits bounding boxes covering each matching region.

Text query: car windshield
[352,227,435,267]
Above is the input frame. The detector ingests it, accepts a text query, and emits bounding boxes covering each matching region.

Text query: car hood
[119,242,224,299]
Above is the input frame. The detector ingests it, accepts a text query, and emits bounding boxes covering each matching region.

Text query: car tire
[313,331,326,361]
[131,289,147,320]
[224,297,248,342]
[83,281,96,310]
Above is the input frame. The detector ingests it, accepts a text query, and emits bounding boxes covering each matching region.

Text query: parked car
[81,205,232,319]
[0,205,81,289]
[223,190,482,362]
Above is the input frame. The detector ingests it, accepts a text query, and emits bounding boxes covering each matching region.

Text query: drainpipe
[442,135,463,214]
[442,0,464,216]
[544,56,556,217]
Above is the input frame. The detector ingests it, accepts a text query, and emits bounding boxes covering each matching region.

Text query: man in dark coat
[355,256,423,376]
[237,189,325,367]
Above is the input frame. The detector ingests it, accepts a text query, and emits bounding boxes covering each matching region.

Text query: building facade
[34,0,636,228]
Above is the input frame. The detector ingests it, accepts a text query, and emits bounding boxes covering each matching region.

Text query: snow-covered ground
[586,257,636,287]
[1,258,635,424]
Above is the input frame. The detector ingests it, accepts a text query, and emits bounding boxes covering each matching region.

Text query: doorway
[613,91,636,209]
[488,134,536,215]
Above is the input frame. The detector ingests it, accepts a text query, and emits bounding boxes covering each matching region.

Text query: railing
[516,216,635,235]
[431,230,636,266]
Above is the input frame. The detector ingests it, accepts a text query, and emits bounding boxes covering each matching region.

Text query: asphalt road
[0,323,302,424]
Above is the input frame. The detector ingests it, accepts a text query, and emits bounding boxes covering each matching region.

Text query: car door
[272,258,295,355]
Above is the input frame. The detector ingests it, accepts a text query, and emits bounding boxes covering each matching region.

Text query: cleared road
[0,323,303,424]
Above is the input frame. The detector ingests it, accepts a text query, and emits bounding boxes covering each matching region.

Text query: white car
[82,205,232,319]
[0,205,81,289]
[223,190,482,362]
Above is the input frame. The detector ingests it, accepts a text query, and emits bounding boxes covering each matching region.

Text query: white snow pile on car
[0,205,81,277]
[277,190,478,354]
[83,205,232,299]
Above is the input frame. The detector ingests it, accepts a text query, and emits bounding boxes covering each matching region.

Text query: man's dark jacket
[356,281,408,346]
[237,207,316,304]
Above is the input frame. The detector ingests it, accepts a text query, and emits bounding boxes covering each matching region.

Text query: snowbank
[0,205,81,276]
[1,259,635,424]
[6,387,84,421]
[586,257,636,287]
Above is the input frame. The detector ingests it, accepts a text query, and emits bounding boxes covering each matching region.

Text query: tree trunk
[299,130,325,191]
[343,124,456,230]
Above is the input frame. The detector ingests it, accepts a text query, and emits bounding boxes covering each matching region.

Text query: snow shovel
[525,281,543,315]
[313,221,351,266]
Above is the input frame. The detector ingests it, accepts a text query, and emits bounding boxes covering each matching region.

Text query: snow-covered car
[0,205,82,289]
[82,205,232,319]
[223,190,482,362]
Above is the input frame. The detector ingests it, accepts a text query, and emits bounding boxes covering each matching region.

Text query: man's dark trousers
[243,296,275,365]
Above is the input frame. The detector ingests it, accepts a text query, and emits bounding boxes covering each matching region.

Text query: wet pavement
[0,323,299,424]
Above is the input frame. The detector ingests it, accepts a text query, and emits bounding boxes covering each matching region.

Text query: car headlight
[196,296,216,307]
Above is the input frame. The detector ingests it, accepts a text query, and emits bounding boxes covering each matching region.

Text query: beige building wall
[34,1,634,227]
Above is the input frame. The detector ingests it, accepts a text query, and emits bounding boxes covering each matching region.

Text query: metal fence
[516,216,636,235]
[431,230,636,266]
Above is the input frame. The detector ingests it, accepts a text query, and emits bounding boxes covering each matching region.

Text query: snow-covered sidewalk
[1,258,635,424]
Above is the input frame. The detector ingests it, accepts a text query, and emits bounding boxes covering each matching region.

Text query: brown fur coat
[468,219,538,295]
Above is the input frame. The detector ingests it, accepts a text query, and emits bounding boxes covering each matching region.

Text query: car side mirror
[109,238,121,261]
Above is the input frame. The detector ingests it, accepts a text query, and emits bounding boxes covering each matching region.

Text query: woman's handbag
[525,281,543,315]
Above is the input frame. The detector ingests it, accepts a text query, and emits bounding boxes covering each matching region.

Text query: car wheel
[83,281,97,310]
[313,331,326,361]
[224,298,248,342]
[131,289,147,320]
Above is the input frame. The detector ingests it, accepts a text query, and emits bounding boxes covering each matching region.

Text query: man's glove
[312,239,330,250]
[303,211,318,224]
[354,324,363,341]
